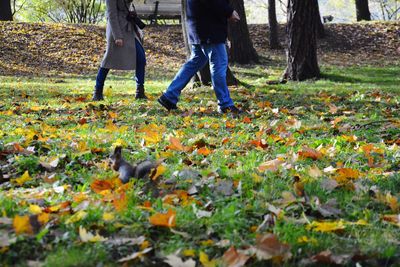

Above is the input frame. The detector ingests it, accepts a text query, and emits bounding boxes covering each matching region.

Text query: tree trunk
[0,0,13,21]
[268,0,280,49]
[181,0,237,86]
[316,0,325,38]
[355,0,371,21]
[228,0,259,64]
[284,0,320,81]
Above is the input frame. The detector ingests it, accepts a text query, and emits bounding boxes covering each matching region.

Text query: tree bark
[0,0,13,21]
[228,0,259,64]
[268,0,280,49]
[284,0,320,81]
[355,0,371,21]
[181,0,237,86]
[316,0,325,38]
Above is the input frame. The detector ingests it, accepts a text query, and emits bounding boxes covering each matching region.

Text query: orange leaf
[226,121,235,129]
[250,139,268,149]
[149,209,176,228]
[168,137,189,152]
[13,215,33,235]
[242,117,252,124]
[113,192,128,212]
[91,180,114,194]
[335,168,360,183]
[299,147,323,160]
[197,147,211,156]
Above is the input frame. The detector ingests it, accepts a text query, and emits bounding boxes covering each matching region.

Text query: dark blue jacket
[186,0,234,45]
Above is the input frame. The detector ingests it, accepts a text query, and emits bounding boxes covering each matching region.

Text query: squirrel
[110,146,160,184]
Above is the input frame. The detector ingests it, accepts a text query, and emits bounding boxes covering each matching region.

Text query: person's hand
[229,10,240,23]
[115,39,124,47]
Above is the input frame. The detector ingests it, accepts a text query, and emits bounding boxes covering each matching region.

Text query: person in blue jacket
[157,0,242,114]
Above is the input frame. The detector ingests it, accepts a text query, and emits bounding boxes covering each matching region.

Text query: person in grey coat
[93,0,147,101]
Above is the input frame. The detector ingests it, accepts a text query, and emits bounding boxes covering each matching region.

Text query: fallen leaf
[79,226,107,242]
[258,158,285,172]
[149,209,176,228]
[91,179,114,194]
[65,210,87,224]
[299,147,323,160]
[164,254,196,267]
[255,234,292,261]
[28,205,42,215]
[335,168,361,183]
[13,215,33,235]
[197,147,211,156]
[199,251,218,267]
[222,247,250,267]
[150,164,167,181]
[118,247,153,262]
[307,220,346,233]
[14,171,32,186]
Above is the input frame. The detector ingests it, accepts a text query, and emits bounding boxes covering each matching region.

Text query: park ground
[0,21,400,266]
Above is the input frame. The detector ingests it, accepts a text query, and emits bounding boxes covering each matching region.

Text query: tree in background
[372,0,400,20]
[268,0,280,49]
[284,0,320,81]
[0,0,13,21]
[316,0,326,38]
[227,0,259,64]
[356,0,372,20]
[19,0,105,23]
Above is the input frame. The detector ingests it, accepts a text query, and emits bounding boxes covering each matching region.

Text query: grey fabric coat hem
[100,0,138,71]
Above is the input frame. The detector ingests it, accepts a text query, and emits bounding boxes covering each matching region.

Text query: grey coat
[101,0,138,70]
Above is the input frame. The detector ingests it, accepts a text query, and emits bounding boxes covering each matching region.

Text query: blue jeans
[163,43,235,109]
[96,39,146,89]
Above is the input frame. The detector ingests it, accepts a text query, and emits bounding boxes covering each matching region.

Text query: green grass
[0,64,400,266]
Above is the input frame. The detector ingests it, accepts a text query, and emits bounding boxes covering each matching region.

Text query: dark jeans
[96,38,146,89]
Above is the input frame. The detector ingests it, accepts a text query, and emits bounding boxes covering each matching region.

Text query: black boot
[92,86,104,101]
[135,85,148,100]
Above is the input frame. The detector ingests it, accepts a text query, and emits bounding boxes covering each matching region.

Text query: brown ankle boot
[135,85,147,100]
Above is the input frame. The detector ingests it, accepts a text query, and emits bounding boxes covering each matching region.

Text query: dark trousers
[96,39,146,89]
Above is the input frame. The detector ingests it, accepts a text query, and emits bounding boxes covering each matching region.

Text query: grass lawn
[0,64,400,266]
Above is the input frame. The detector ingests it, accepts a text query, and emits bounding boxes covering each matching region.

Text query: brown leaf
[222,247,250,267]
[255,234,292,261]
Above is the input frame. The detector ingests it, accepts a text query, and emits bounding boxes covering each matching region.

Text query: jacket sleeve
[106,0,123,40]
[201,0,234,18]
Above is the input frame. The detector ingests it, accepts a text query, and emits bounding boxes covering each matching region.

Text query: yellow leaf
[199,251,217,267]
[112,139,127,148]
[13,215,33,235]
[307,220,345,233]
[103,212,115,222]
[297,236,317,244]
[14,171,32,186]
[79,226,107,242]
[151,164,166,181]
[38,213,50,225]
[28,205,42,215]
[182,249,196,257]
[66,210,87,224]
[334,168,361,183]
